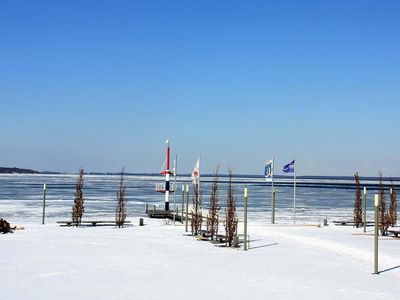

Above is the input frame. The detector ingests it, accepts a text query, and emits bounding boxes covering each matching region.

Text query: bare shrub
[191,181,202,235]
[72,169,84,227]
[225,170,238,247]
[207,167,220,240]
[115,168,127,228]
[353,172,362,228]
[0,218,14,234]
[378,172,390,235]
[389,181,397,226]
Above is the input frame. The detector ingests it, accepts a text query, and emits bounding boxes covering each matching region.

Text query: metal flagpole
[294,160,296,224]
[198,156,201,191]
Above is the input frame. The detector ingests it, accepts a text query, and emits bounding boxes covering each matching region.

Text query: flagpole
[197,156,200,218]
[294,160,296,224]
[198,156,201,191]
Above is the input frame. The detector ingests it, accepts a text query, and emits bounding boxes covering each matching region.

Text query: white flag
[191,157,200,183]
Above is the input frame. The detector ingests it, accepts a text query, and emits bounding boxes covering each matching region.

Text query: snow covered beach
[2,220,400,300]
[1,174,400,299]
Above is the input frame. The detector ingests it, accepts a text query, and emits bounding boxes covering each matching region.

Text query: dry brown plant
[389,181,397,226]
[116,167,127,228]
[225,170,238,246]
[207,167,220,240]
[72,169,84,227]
[353,172,363,228]
[378,172,390,235]
[191,181,202,235]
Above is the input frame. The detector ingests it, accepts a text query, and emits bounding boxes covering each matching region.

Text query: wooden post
[272,188,276,224]
[185,184,189,232]
[293,160,296,224]
[181,185,185,223]
[374,193,379,274]
[363,187,367,233]
[244,188,248,251]
[42,184,46,225]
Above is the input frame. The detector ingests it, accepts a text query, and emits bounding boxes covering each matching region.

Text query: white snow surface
[1,219,400,300]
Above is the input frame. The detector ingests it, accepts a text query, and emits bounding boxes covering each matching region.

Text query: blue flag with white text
[265,159,273,181]
[283,160,295,173]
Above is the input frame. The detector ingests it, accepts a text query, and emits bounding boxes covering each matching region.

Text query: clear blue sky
[1,1,399,176]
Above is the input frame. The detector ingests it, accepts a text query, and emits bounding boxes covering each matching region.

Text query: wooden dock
[145,204,185,221]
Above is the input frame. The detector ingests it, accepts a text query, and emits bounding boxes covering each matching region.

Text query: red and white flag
[191,157,200,183]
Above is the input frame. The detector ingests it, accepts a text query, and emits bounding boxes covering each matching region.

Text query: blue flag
[283,160,295,173]
[264,159,273,180]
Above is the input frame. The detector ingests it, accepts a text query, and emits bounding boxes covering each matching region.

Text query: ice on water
[0,174,372,224]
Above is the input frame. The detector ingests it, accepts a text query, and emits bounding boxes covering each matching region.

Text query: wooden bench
[215,234,226,243]
[57,220,131,227]
[198,229,211,238]
[388,230,400,237]
[194,230,227,243]
[213,234,249,247]
[333,220,375,226]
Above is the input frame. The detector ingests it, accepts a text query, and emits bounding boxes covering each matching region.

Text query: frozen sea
[0,174,397,224]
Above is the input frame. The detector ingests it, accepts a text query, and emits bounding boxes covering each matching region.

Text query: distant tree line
[0,167,39,174]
